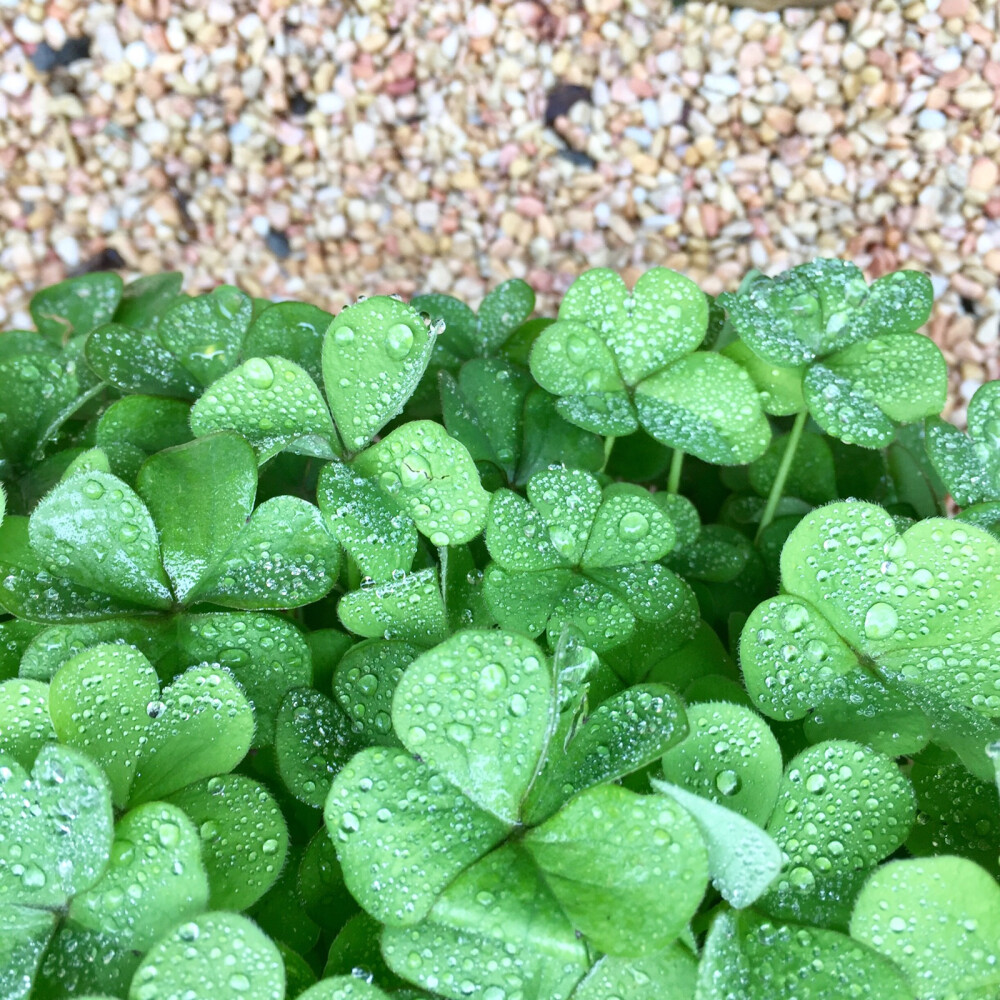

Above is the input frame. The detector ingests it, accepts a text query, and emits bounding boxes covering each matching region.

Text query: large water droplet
[617,511,650,541]
[399,452,432,488]
[244,357,274,389]
[864,602,898,640]
[385,322,415,360]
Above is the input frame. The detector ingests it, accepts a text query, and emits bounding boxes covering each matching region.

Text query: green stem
[346,556,362,591]
[667,449,684,494]
[601,436,616,473]
[755,408,808,543]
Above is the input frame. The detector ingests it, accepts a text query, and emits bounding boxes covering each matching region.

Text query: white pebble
[94,23,124,63]
[822,156,847,186]
[0,72,28,98]
[703,73,741,98]
[917,108,947,130]
[934,49,962,73]
[13,14,43,44]
[352,121,377,159]
[54,236,81,268]
[659,92,684,125]
[594,202,611,227]
[467,4,498,38]
[124,41,152,70]
[415,200,440,228]
[640,98,660,130]
[316,92,344,115]
[251,216,270,236]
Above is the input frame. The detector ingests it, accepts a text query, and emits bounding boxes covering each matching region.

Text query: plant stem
[755,408,808,543]
[601,435,616,473]
[667,448,684,494]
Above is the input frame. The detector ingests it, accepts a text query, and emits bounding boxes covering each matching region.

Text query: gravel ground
[0,0,997,422]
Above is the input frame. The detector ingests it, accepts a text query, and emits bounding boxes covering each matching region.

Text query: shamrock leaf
[112,271,185,332]
[242,300,333,384]
[741,501,1000,777]
[352,420,490,547]
[698,910,915,1000]
[128,912,285,1000]
[0,905,56,1000]
[0,354,81,467]
[94,395,192,482]
[85,323,202,399]
[49,644,254,808]
[0,678,56,768]
[156,285,254,387]
[850,857,1000,999]
[758,740,915,927]
[322,296,434,451]
[926,381,1000,506]
[380,843,590,1000]
[317,460,418,581]
[392,630,553,823]
[166,774,288,910]
[190,355,340,462]
[325,746,509,924]
[522,783,709,956]
[30,272,123,344]
[568,946,697,1000]
[338,568,449,646]
[298,978,393,1000]
[0,744,113,907]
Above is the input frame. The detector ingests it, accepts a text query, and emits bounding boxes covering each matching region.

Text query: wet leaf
[850,857,1000,1000]
[338,568,449,646]
[332,639,418,745]
[660,701,783,826]
[113,271,185,332]
[127,912,284,1000]
[68,802,208,950]
[0,743,113,907]
[569,945,698,1000]
[0,355,79,466]
[156,285,253,386]
[30,272,122,344]
[381,844,590,1000]
[0,679,56,768]
[85,323,202,399]
[322,296,434,451]
[352,420,489,547]
[325,746,508,925]
[29,470,173,609]
[317,460,418,580]
[393,630,553,823]
[191,356,339,462]
[298,978,393,1000]
[166,774,288,910]
[242,300,332,384]
[0,905,56,1000]
[523,783,709,955]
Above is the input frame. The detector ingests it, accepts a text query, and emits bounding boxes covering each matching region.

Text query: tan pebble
[764,106,795,134]
[938,0,969,16]
[950,272,985,299]
[955,86,993,111]
[787,74,814,105]
[796,108,833,136]
[451,170,478,190]
[969,158,999,191]
[983,248,1000,274]
[632,153,658,175]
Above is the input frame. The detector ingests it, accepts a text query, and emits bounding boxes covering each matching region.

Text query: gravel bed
[0,0,997,421]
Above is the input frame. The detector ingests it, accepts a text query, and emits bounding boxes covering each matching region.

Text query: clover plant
[0,259,998,1000]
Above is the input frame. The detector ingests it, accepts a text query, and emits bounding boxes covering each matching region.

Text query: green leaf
[95,394,193,477]
[0,744,113,907]
[865,268,934,336]
[85,323,202,398]
[440,359,532,477]
[516,388,605,485]
[749,430,838,506]
[927,382,1000,506]
[189,495,341,609]
[479,277,537,354]
[68,802,209,950]
[0,517,151,622]
[523,783,709,956]
[352,420,490,546]
[906,762,1000,878]
[113,271,185,331]
[317,460,418,580]
[635,352,771,465]
[322,296,434,451]
[191,356,339,462]
[156,285,253,386]
[722,339,806,416]
[482,564,574,640]
[557,267,708,385]
[30,272,123,344]
[136,433,257,603]
[805,335,946,448]
[485,489,572,572]
[392,630,553,823]
[166,774,288,910]
[298,977,393,1000]
[652,779,782,909]
[850,857,1000,999]
[130,662,254,805]
[338,568,449,645]
[242,300,332,384]
[660,701,783,826]
[0,678,56,768]
[0,355,80,466]
[381,843,590,1000]
[128,912,284,1000]
[569,945,697,1000]
[275,688,358,808]
[332,639,418,745]
[524,684,687,825]
[698,909,916,1000]
[410,292,477,363]
[173,611,312,747]
[325,746,509,925]
[759,740,915,927]
[29,470,173,608]
[581,491,676,568]
[0,905,56,1000]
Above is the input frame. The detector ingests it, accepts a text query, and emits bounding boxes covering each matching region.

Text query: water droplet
[714,769,741,796]
[788,866,816,890]
[781,604,810,632]
[334,325,355,344]
[146,700,166,719]
[82,479,104,500]
[805,773,827,793]
[399,452,432,488]
[509,694,528,716]
[385,322,415,360]
[617,511,650,541]
[864,602,898,640]
[157,822,180,848]
[244,357,274,389]
[479,662,508,697]
[228,973,250,992]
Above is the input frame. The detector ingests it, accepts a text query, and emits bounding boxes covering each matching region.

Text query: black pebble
[30,36,90,73]
[544,83,592,128]
[557,148,596,170]
[67,247,126,277]
[289,91,312,116]
[265,229,292,260]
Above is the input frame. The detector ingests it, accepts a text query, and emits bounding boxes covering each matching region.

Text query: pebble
[0,0,993,421]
